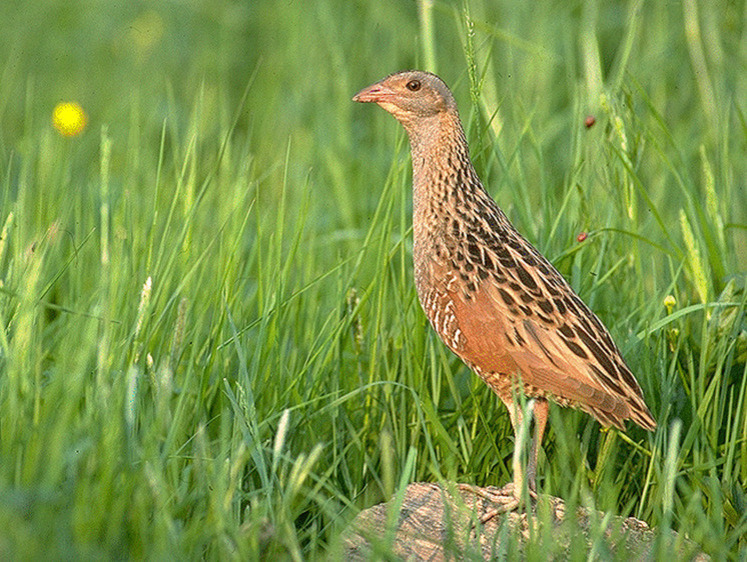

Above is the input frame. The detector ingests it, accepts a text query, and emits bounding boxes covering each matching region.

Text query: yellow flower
[52,102,87,137]
[664,294,676,313]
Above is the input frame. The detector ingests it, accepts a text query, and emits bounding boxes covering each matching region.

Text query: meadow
[0,0,745,558]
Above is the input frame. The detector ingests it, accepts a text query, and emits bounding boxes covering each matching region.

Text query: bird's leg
[508,397,528,500]
[527,398,548,493]
[457,482,520,523]
[509,397,538,501]
[462,396,540,523]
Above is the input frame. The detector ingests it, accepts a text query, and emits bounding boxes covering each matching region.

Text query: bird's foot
[457,483,537,524]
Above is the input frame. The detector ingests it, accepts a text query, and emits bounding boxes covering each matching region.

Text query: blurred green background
[0,0,745,558]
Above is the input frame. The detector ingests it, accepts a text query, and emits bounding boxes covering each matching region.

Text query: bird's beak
[352,81,395,103]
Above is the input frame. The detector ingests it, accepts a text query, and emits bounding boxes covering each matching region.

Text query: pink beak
[352,81,396,103]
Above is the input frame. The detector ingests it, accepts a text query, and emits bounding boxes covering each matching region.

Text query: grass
[0,0,745,558]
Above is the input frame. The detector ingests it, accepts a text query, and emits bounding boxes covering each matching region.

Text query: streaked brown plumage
[353,70,656,501]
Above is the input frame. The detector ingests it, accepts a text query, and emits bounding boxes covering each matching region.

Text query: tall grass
[0,0,744,558]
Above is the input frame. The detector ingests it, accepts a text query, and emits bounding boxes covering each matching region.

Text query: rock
[343,482,707,560]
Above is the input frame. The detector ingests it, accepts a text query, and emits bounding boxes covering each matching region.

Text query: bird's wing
[442,232,655,430]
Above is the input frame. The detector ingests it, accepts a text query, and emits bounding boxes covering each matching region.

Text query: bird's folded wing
[444,244,655,429]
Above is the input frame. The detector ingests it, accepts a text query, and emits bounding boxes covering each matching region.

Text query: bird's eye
[406,80,421,92]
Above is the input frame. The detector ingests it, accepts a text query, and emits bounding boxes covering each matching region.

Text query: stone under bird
[353,70,656,507]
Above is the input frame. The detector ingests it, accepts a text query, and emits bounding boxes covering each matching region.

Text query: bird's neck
[405,111,481,218]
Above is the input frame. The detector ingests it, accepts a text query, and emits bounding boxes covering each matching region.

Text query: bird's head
[353,70,458,126]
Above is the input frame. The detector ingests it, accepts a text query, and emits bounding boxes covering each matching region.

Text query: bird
[353,70,656,508]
